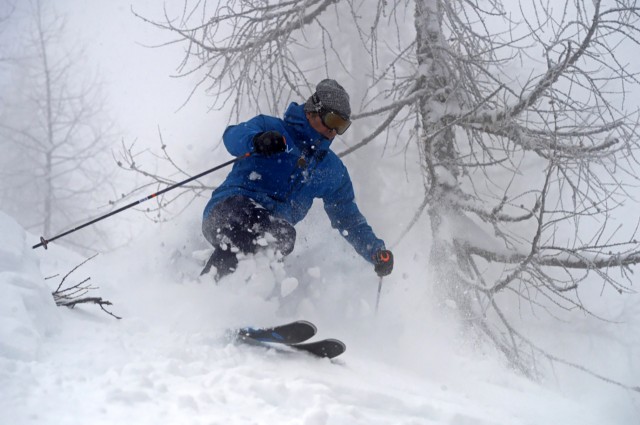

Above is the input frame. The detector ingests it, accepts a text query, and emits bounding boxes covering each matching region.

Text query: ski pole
[33,153,250,250]
[375,276,383,314]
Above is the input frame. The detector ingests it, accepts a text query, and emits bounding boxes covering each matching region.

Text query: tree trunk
[414,0,471,314]
[37,0,54,237]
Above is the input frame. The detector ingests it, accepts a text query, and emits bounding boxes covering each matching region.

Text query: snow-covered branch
[463,120,626,158]
[133,0,345,116]
[465,243,640,271]
[464,0,602,125]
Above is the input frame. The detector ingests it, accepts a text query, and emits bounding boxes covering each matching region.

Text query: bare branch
[50,254,121,320]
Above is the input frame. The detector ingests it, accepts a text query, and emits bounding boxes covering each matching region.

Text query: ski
[232,320,346,359]
[236,320,317,345]
[290,338,346,359]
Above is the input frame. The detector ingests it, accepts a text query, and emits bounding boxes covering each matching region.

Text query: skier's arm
[323,167,385,263]
[222,116,268,156]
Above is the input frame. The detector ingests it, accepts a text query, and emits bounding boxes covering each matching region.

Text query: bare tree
[0,0,116,251]
[0,1,15,102]
[0,2,13,49]
[138,0,640,390]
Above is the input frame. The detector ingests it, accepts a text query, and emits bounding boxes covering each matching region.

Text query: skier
[201,79,394,281]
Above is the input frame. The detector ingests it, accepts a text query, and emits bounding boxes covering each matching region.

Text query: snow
[1,210,638,425]
[307,267,322,279]
[280,277,299,297]
[0,212,59,361]
[1,2,639,423]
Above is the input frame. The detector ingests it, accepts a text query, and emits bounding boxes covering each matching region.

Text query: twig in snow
[50,255,121,320]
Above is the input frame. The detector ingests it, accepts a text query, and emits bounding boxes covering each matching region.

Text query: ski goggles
[319,109,352,135]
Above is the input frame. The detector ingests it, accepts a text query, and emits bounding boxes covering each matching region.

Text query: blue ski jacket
[203,102,385,263]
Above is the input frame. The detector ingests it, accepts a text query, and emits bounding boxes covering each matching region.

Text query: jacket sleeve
[323,164,385,263]
[222,115,267,156]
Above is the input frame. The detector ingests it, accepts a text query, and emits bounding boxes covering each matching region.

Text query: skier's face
[307,112,337,140]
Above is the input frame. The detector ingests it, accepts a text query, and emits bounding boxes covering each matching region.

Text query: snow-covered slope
[0,211,59,361]
[1,210,637,424]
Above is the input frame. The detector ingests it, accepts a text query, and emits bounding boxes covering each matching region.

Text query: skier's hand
[373,249,394,277]
[253,131,287,156]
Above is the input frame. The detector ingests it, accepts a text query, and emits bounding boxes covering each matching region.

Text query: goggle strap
[311,93,323,112]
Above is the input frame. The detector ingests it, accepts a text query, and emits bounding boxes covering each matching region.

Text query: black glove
[253,131,286,156]
[373,249,394,277]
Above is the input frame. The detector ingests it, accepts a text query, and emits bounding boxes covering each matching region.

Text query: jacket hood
[283,102,332,152]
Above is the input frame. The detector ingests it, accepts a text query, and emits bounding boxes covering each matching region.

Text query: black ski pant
[201,195,296,278]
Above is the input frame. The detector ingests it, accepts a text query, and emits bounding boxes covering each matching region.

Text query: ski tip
[323,338,347,353]
[294,319,317,333]
[293,338,346,359]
